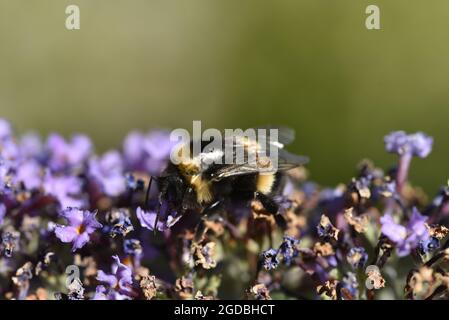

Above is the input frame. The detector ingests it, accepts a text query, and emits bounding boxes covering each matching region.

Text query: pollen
[190,174,212,204]
[76,224,86,235]
[256,173,275,195]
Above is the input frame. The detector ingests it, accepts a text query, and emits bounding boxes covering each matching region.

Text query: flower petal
[97,271,118,288]
[72,232,90,251]
[54,225,78,243]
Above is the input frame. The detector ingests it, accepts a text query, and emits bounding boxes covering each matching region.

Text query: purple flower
[142,131,174,161]
[261,248,279,270]
[125,173,146,191]
[19,132,43,159]
[15,160,43,190]
[0,203,6,225]
[1,230,20,257]
[105,208,134,238]
[88,151,126,197]
[92,285,108,300]
[43,172,86,209]
[54,208,102,251]
[46,133,92,172]
[123,239,142,258]
[136,201,180,232]
[136,206,166,232]
[123,130,174,175]
[123,239,143,269]
[317,215,339,241]
[123,131,144,167]
[384,131,433,194]
[346,247,368,269]
[278,236,300,266]
[0,138,19,161]
[341,272,358,299]
[418,237,440,255]
[0,119,12,140]
[261,237,299,271]
[385,131,433,158]
[0,160,12,192]
[380,208,429,257]
[96,255,133,299]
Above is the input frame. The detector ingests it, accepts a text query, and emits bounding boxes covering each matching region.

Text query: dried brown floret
[379,176,395,198]
[347,248,367,268]
[426,224,449,240]
[366,266,386,290]
[13,262,34,299]
[194,291,215,300]
[1,227,20,257]
[318,214,339,241]
[344,207,369,233]
[140,275,158,300]
[192,241,217,269]
[174,277,194,300]
[35,252,55,276]
[313,242,334,257]
[12,262,33,286]
[247,283,271,300]
[409,267,434,295]
[352,178,371,199]
[317,280,339,300]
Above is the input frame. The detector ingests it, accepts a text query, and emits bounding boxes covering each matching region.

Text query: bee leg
[254,191,287,229]
[154,179,168,233]
[254,191,278,214]
[194,200,224,243]
[144,175,154,209]
[153,194,162,234]
[202,200,223,219]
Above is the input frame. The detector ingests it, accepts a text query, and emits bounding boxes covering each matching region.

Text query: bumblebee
[146,127,308,232]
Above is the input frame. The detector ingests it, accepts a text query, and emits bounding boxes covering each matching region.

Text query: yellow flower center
[76,224,86,235]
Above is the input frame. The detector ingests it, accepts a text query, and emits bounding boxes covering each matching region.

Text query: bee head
[157,174,200,214]
[157,175,184,205]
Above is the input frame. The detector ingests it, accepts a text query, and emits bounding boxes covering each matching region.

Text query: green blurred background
[1,0,448,194]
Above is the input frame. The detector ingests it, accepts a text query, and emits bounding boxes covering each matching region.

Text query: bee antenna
[144,175,155,209]
[153,199,161,234]
[153,194,162,234]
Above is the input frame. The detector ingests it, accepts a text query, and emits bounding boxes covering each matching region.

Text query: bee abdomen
[256,173,276,195]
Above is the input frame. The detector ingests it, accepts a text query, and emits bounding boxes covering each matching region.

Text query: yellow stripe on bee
[178,160,212,204]
[190,175,213,204]
[256,173,275,195]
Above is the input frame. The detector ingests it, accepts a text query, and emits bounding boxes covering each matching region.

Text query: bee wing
[221,127,295,157]
[212,149,308,180]
[277,148,309,169]
[206,126,307,180]
[213,164,261,180]
[255,125,296,146]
